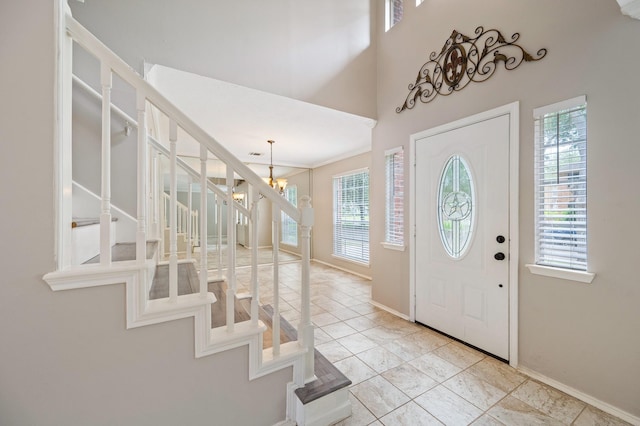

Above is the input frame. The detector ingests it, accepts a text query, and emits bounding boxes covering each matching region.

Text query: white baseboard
[272,421,296,426]
[517,366,640,425]
[311,258,372,280]
[370,300,410,321]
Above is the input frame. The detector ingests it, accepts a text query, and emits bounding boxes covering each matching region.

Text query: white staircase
[43,8,350,425]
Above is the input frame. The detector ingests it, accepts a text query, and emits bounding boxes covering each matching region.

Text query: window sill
[525,264,595,284]
[381,242,405,252]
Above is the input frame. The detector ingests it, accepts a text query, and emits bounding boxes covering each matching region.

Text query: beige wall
[371,0,640,416]
[0,1,292,424]
[69,0,378,118]
[312,152,372,278]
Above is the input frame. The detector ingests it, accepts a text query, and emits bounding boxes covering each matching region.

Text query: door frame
[409,102,520,367]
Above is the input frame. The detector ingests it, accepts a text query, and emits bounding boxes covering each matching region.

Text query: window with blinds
[333,170,370,264]
[534,96,587,271]
[384,147,404,246]
[385,0,403,31]
[281,185,297,246]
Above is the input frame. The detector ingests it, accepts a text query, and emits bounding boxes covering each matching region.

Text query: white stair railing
[63,12,315,382]
[161,192,199,251]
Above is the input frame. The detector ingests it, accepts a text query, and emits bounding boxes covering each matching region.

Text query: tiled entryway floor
[235,261,631,426]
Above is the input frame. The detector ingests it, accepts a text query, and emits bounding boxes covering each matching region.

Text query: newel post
[135,91,147,264]
[298,195,315,383]
[99,62,112,266]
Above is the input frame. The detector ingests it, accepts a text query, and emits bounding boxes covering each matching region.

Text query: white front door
[414,113,511,360]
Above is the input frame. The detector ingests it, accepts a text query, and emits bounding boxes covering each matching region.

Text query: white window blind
[281,185,297,246]
[385,147,404,246]
[534,96,587,271]
[386,0,403,31]
[333,170,370,264]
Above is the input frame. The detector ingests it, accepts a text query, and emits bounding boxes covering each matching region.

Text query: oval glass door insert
[437,154,475,258]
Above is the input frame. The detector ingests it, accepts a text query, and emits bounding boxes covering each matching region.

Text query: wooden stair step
[262,305,352,405]
[148,261,199,300]
[84,241,158,264]
[208,281,251,328]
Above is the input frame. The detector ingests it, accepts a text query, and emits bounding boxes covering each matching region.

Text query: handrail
[148,136,250,218]
[72,72,251,219]
[66,15,300,223]
[72,74,136,127]
[65,12,316,383]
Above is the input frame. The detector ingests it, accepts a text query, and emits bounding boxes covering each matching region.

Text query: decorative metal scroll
[396,26,547,112]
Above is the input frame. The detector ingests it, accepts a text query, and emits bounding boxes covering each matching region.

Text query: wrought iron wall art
[396,26,547,112]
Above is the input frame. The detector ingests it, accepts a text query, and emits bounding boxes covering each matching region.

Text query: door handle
[494,252,506,261]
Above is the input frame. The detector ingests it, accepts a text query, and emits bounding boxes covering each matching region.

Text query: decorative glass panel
[437,155,475,258]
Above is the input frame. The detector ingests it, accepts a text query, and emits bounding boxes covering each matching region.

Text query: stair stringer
[46,265,308,423]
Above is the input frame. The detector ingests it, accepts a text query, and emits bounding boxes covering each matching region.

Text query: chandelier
[264,140,287,194]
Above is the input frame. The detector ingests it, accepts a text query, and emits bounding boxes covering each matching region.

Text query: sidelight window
[384,147,405,248]
[533,96,588,271]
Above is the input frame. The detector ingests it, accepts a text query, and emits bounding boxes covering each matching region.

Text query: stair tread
[208,281,251,328]
[149,262,199,299]
[262,305,352,405]
[84,241,158,264]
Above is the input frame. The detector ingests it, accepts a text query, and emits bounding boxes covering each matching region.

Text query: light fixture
[265,140,287,194]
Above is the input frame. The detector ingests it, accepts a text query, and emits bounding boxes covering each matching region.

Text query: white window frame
[281,185,298,247]
[385,0,404,31]
[333,168,370,265]
[383,147,405,251]
[526,95,595,283]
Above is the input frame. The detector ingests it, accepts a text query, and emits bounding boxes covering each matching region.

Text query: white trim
[517,366,640,425]
[310,146,373,169]
[54,0,73,271]
[525,264,595,283]
[409,102,520,367]
[332,167,369,180]
[311,259,372,280]
[533,95,586,118]
[409,136,417,322]
[272,421,296,426]
[381,242,405,252]
[330,254,370,268]
[370,300,410,321]
[384,145,404,156]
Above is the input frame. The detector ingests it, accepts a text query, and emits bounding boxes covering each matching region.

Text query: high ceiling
[146,65,377,175]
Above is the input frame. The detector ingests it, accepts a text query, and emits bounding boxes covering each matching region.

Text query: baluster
[250,188,260,327]
[226,166,236,331]
[169,120,178,302]
[99,62,112,266]
[194,211,199,250]
[187,181,192,261]
[298,196,314,382]
[149,149,159,240]
[136,91,147,264]
[199,145,208,296]
[272,204,281,356]
[217,195,223,280]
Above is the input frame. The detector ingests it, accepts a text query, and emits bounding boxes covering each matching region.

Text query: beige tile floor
[234,261,631,426]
